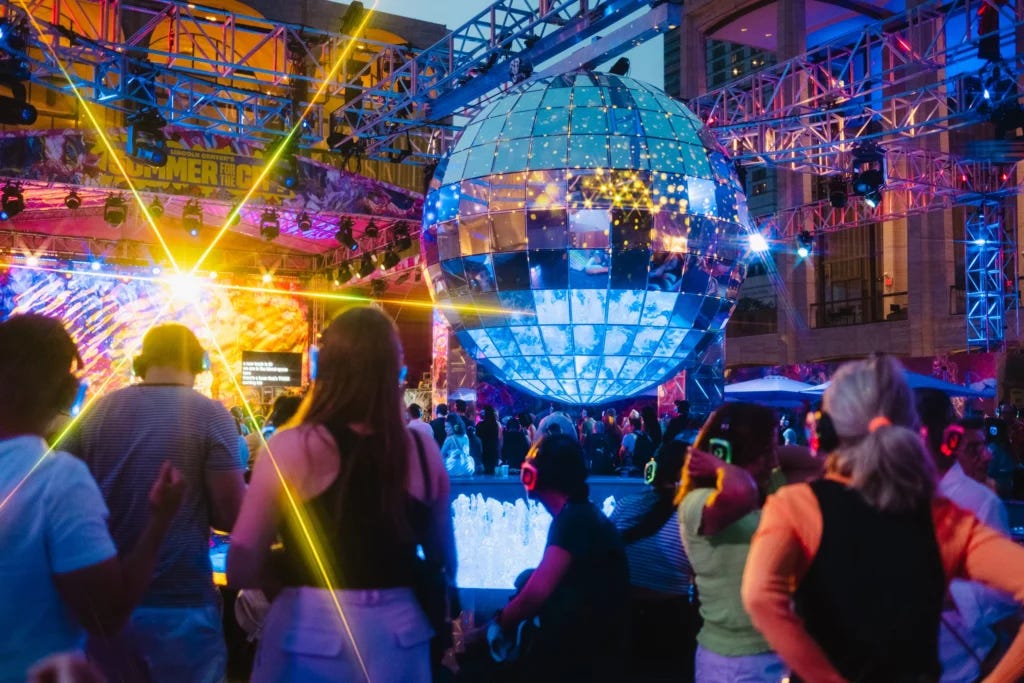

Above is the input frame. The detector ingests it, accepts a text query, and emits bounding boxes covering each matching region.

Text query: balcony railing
[809,292,909,329]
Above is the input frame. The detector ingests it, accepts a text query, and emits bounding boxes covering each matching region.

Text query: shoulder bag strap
[411,429,433,502]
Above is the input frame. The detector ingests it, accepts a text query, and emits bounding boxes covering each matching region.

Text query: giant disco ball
[421,70,753,405]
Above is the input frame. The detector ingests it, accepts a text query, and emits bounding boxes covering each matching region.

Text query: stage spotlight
[381,248,400,271]
[338,260,355,281]
[748,232,769,253]
[264,137,300,191]
[358,253,375,278]
[103,194,127,227]
[394,221,413,250]
[149,197,164,217]
[340,0,366,36]
[364,219,379,239]
[335,217,358,250]
[182,198,203,237]
[0,94,36,125]
[296,211,312,231]
[796,230,814,259]
[63,190,81,210]
[0,183,24,220]
[608,57,631,76]
[259,209,280,241]
[126,107,168,168]
[851,142,885,207]
[828,176,848,209]
[370,279,387,297]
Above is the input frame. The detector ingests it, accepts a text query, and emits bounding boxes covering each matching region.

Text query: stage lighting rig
[0,92,36,126]
[370,279,387,297]
[796,230,814,259]
[364,219,379,239]
[296,211,312,231]
[358,253,375,278]
[338,260,355,282]
[264,136,300,191]
[828,176,848,209]
[182,198,203,237]
[0,182,24,220]
[335,217,358,250]
[126,107,168,168]
[103,194,127,227]
[381,248,400,271]
[260,208,281,241]
[0,23,36,128]
[149,197,164,217]
[851,142,885,208]
[63,190,81,210]
[394,222,413,250]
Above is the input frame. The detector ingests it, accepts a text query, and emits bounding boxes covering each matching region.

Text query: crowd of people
[7,307,1024,682]
[406,398,700,481]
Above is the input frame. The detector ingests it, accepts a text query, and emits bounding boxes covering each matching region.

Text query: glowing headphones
[940,424,964,458]
[709,437,733,464]
[520,459,539,492]
[643,458,657,485]
[811,411,840,454]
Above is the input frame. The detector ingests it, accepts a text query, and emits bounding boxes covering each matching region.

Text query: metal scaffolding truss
[0,0,457,159]
[336,0,678,158]
[0,225,321,275]
[694,0,1024,173]
[964,201,1015,351]
[0,0,671,163]
[761,146,1020,237]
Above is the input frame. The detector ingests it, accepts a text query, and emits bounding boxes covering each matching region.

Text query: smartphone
[709,437,732,464]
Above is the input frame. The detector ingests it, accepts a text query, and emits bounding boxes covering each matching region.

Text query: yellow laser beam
[0,298,176,516]
[190,2,380,275]
[9,1,180,273]
[192,312,373,683]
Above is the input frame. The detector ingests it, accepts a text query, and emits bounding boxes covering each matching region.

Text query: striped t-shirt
[610,490,693,595]
[62,384,240,607]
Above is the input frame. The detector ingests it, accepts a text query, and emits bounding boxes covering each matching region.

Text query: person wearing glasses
[489,434,629,682]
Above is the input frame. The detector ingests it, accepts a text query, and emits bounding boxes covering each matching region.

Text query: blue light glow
[422,71,752,404]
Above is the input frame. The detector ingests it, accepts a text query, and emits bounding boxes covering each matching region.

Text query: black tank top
[279,421,431,589]
[792,479,945,683]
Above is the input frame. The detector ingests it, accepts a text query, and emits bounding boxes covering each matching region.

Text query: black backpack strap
[411,429,433,502]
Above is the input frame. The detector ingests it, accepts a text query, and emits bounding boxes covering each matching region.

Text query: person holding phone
[676,403,786,682]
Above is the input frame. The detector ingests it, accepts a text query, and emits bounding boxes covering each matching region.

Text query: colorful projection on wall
[422,71,753,404]
[0,265,309,406]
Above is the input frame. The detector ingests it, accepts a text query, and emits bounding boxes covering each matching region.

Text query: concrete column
[774,0,811,363]
[676,15,707,101]
[904,0,953,356]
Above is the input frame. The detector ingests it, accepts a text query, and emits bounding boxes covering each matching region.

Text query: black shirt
[527,501,630,682]
[793,480,944,683]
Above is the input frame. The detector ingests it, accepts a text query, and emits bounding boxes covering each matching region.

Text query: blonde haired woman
[742,355,1024,682]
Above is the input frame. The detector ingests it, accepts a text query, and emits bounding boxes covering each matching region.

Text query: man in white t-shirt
[0,314,183,683]
[916,397,1016,683]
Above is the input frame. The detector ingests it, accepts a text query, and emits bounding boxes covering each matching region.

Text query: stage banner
[0,128,422,219]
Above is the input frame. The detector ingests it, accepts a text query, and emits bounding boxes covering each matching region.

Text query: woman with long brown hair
[228,307,456,682]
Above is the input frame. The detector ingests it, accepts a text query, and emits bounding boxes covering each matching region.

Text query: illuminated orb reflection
[422,70,752,404]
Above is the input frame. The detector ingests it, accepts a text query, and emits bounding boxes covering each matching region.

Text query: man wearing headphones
[63,323,245,683]
[0,314,184,682]
[916,390,1015,682]
[491,434,629,682]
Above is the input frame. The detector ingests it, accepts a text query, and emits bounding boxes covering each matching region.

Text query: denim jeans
[88,603,226,683]
[252,586,433,683]
[695,644,787,683]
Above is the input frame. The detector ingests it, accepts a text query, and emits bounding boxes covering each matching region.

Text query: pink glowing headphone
[520,459,539,492]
